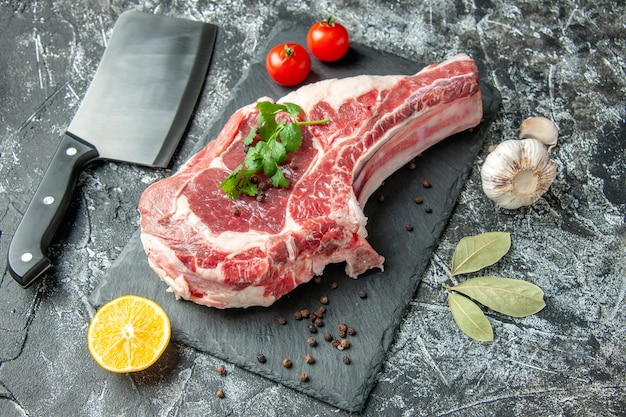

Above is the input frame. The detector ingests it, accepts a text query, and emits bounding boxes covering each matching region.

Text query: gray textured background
[0,1,624,416]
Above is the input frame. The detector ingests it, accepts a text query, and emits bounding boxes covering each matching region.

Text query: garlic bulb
[519,116,558,149]
[481,138,556,209]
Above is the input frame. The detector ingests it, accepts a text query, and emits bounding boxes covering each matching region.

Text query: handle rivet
[21,253,33,262]
[43,196,55,205]
[66,147,77,156]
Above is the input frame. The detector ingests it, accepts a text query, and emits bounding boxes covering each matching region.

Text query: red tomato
[265,43,311,86]
[306,17,350,62]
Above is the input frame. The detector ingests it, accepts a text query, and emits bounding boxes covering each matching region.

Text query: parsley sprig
[219,101,330,199]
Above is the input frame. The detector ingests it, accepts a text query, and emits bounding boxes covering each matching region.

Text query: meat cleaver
[8,11,217,288]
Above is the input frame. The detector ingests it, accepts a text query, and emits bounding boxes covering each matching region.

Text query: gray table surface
[1,1,624,416]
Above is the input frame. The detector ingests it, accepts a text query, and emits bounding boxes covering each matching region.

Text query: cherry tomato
[265,43,311,86]
[306,16,350,62]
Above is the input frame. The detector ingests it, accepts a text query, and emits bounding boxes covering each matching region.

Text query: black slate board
[90,20,500,412]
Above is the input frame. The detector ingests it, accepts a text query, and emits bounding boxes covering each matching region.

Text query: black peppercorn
[257,354,267,364]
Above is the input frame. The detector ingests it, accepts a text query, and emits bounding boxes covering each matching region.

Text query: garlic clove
[519,116,559,149]
[481,138,557,209]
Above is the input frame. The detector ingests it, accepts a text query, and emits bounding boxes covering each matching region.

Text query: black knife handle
[8,133,99,287]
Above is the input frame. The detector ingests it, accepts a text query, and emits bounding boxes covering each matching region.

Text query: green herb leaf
[243,125,257,146]
[448,291,494,341]
[256,101,281,116]
[244,143,264,172]
[258,117,277,141]
[283,102,303,117]
[220,101,329,199]
[451,232,511,276]
[218,175,239,199]
[451,276,546,317]
[219,168,258,199]
[280,122,302,153]
[270,167,289,188]
[268,138,287,163]
[262,155,278,177]
[237,170,260,197]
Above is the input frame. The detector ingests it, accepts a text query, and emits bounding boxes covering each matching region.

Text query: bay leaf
[447,292,494,341]
[451,232,511,276]
[452,276,546,317]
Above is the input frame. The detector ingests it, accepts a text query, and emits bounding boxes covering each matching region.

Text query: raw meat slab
[90,20,500,412]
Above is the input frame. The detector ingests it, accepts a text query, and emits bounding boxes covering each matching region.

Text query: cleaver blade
[8,11,217,288]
